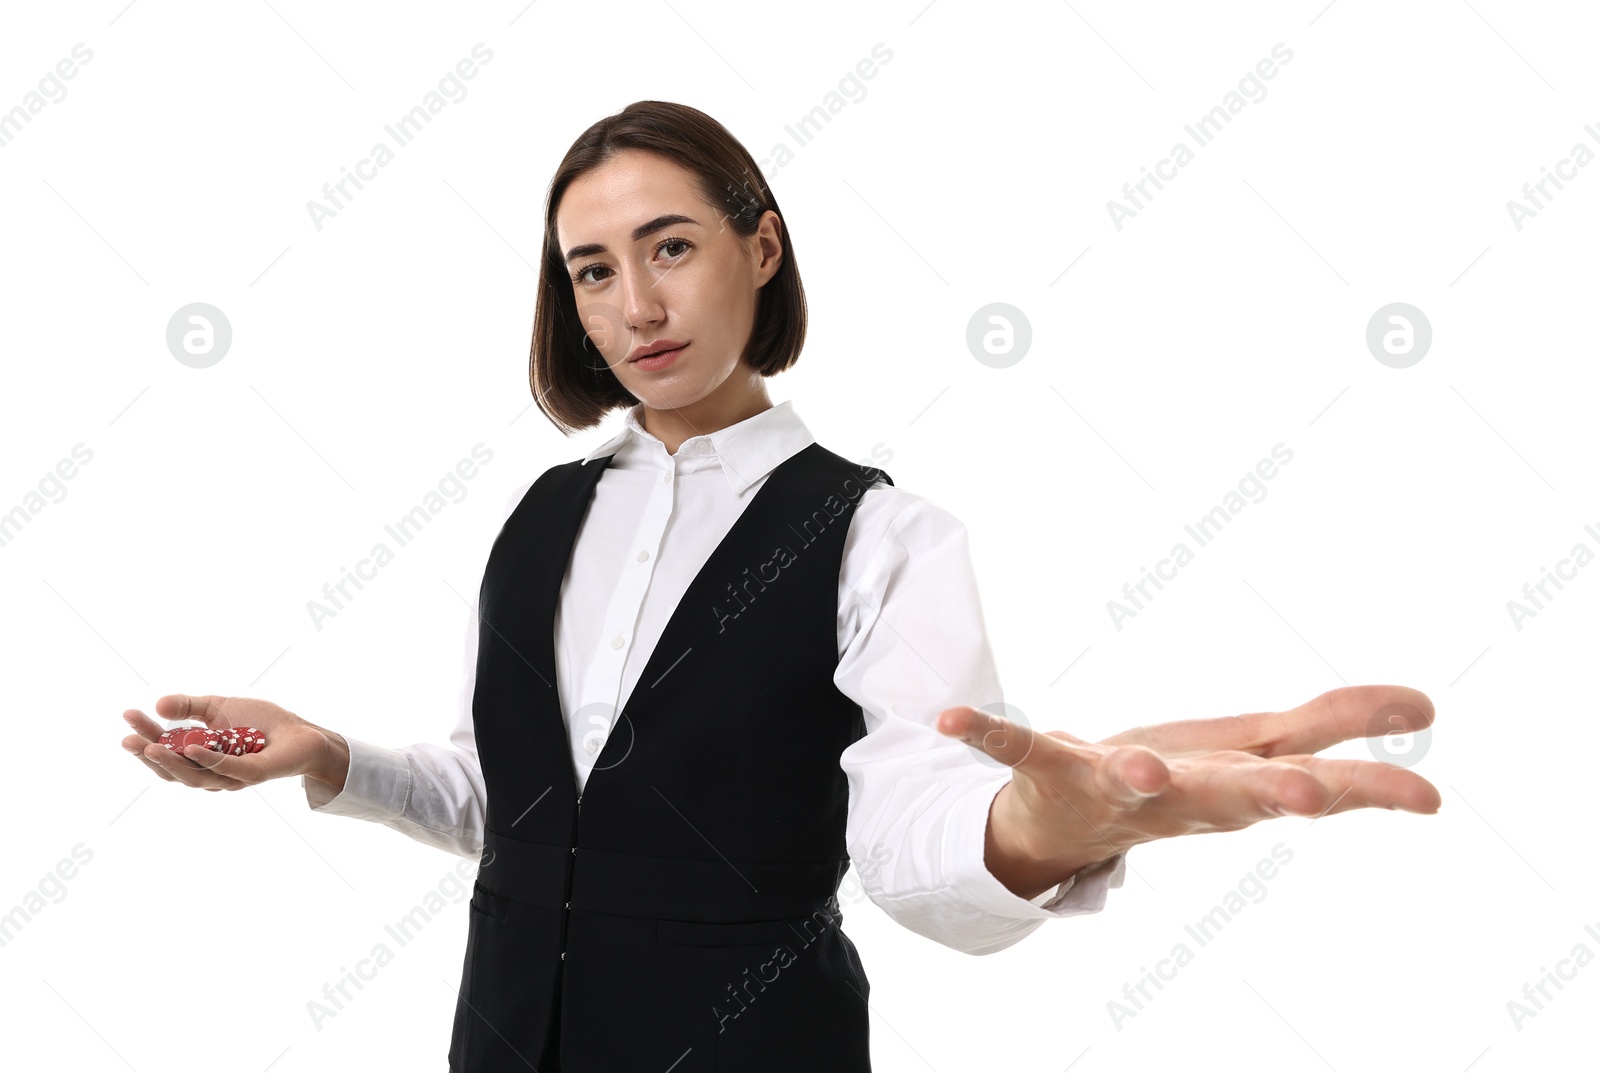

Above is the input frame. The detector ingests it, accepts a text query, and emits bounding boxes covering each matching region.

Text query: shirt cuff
[944,775,1128,920]
[301,735,413,822]
[1034,850,1127,914]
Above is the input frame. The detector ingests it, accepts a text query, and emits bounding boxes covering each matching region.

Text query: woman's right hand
[120,693,347,793]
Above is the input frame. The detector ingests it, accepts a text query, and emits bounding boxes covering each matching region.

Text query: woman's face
[555,149,782,416]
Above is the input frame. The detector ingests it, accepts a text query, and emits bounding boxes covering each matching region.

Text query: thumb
[155,694,231,728]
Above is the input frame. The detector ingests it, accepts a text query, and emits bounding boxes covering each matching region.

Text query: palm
[121,693,326,790]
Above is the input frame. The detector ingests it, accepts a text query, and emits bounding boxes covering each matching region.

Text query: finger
[122,709,167,742]
[121,733,160,755]
[1273,685,1435,758]
[179,745,259,787]
[1272,755,1441,815]
[1099,713,1276,758]
[1099,684,1435,760]
[140,741,241,791]
[1170,758,1333,832]
[132,746,177,782]
[1095,745,1170,806]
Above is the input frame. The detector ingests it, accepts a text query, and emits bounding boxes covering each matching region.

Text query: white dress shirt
[303,399,1126,955]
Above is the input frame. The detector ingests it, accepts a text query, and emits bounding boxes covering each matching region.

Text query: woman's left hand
[935,684,1440,897]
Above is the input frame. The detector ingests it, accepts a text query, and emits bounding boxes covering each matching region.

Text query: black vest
[448,441,893,1072]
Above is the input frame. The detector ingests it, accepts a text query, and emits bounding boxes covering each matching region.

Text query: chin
[622,379,703,409]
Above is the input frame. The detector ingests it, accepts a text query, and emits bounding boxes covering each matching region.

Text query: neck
[639,379,773,455]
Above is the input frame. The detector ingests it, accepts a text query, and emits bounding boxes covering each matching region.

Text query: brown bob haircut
[529,100,807,435]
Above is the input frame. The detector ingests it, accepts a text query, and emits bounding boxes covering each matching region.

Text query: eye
[570,236,693,287]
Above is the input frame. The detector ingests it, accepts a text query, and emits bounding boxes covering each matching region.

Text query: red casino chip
[160,724,207,746]
[174,728,222,756]
[155,725,266,758]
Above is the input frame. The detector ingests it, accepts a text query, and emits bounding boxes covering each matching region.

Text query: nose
[619,263,666,334]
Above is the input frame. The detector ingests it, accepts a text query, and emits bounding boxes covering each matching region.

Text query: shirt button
[636,549,649,563]
[610,634,624,649]
[661,471,671,485]
[584,738,599,755]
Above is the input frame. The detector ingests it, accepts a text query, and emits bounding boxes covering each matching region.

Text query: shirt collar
[580,399,815,497]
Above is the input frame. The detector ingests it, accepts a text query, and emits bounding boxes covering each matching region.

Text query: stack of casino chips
[159,725,267,758]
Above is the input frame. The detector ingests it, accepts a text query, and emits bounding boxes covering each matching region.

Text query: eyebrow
[563,213,702,264]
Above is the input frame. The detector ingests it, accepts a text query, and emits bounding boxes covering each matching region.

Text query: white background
[2,1,1596,1070]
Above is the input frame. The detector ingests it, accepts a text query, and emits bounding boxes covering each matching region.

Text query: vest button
[561,951,566,960]
[565,901,571,909]
[570,847,576,854]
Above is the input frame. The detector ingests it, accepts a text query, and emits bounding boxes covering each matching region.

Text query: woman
[119,101,1440,1072]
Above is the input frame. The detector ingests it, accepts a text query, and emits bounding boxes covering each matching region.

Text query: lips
[628,340,688,362]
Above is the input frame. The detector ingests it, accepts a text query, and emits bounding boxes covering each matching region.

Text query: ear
[752,211,784,288]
